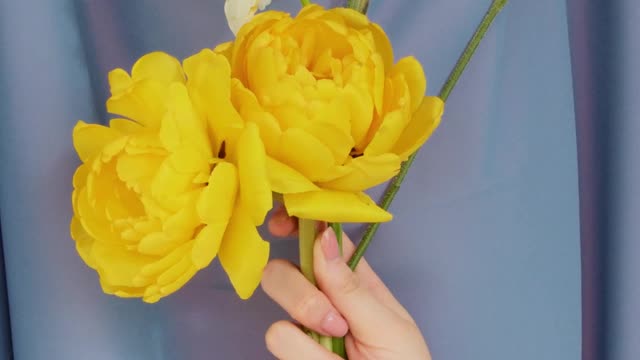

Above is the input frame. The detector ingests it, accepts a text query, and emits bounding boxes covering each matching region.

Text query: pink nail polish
[321,311,349,337]
[321,228,340,261]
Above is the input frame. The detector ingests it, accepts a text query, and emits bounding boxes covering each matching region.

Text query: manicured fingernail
[321,227,340,261]
[321,311,349,337]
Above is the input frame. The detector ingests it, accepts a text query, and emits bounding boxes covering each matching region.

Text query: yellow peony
[216,5,444,223]
[71,50,272,302]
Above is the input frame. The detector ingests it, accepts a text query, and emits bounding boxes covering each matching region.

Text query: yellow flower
[215,5,444,223]
[224,0,272,35]
[71,50,272,302]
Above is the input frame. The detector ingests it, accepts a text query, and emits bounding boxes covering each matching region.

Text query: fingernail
[321,227,340,261]
[321,311,349,337]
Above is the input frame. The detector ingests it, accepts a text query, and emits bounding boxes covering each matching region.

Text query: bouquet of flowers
[70,0,507,357]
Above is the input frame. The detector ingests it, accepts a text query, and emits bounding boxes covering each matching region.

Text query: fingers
[338,233,414,322]
[265,321,343,360]
[262,260,349,337]
[268,206,297,237]
[313,227,407,339]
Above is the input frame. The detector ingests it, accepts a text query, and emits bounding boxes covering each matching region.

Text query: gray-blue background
[0,0,627,359]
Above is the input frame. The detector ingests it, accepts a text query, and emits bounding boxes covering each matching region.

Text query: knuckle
[335,271,361,296]
[292,292,323,321]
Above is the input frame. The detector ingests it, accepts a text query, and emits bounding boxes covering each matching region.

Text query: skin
[261,206,432,360]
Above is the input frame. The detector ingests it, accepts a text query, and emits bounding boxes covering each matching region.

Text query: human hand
[261,206,432,359]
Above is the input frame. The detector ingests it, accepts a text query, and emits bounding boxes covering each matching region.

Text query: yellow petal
[266,157,320,194]
[72,121,121,162]
[191,224,226,269]
[150,159,196,209]
[131,51,185,84]
[183,49,243,148]
[137,231,187,256]
[161,83,212,157]
[106,80,169,129]
[344,84,374,147]
[116,153,164,192]
[275,128,334,182]
[109,118,143,134]
[108,69,133,95]
[70,217,96,269]
[237,123,272,225]
[392,57,427,113]
[219,205,270,299]
[369,23,394,71]
[196,162,238,225]
[319,153,401,192]
[92,242,155,287]
[284,190,392,223]
[159,266,197,296]
[364,110,406,156]
[140,242,192,277]
[392,96,444,160]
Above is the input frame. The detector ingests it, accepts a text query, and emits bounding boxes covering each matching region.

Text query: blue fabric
[568,1,640,359]
[0,0,582,359]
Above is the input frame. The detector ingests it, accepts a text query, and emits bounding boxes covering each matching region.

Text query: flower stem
[300,0,312,6]
[348,0,509,270]
[299,219,334,353]
[347,0,369,14]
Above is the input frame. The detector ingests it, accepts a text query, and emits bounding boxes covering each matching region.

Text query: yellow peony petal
[197,162,238,225]
[319,153,402,192]
[110,118,143,134]
[248,46,279,99]
[275,128,335,182]
[162,83,212,157]
[137,232,187,256]
[364,110,406,156]
[116,153,164,192]
[108,69,133,96]
[392,57,427,113]
[392,96,444,160]
[168,146,210,175]
[266,157,320,194]
[214,41,234,60]
[73,121,122,162]
[92,242,155,287]
[106,80,170,129]
[70,217,96,269]
[150,159,197,209]
[183,49,243,149]
[284,190,392,223]
[369,23,394,71]
[131,51,185,84]
[140,242,192,277]
[219,205,270,299]
[159,266,197,296]
[237,123,272,226]
[191,223,226,269]
[156,256,191,286]
[344,84,374,147]
[229,78,283,152]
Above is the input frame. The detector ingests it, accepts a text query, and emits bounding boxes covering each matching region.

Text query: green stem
[300,0,312,6]
[299,219,334,353]
[346,0,369,14]
[299,219,317,284]
[348,0,509,270]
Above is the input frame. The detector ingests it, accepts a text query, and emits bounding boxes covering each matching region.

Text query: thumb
[313,227,401,339]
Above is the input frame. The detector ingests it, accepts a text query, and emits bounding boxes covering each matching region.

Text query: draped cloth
[1,0,626,358]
